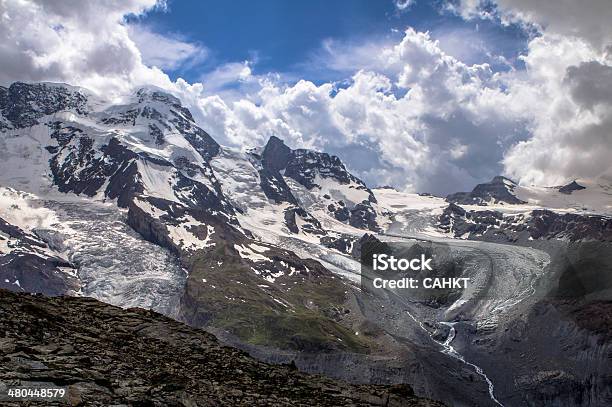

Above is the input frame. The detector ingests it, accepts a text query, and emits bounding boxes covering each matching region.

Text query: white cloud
[0,0,525,193]
[450,0,612,50]
[128,24,208,71]
[1,0,611,193]
[0,0,163,95]
[188,29,528,194]
[501,33,612,185]
[198,61,258,98]
[444,0,612,185]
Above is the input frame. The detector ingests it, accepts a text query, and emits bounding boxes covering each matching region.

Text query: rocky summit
[446,176,526,205]
[0,289,443,407]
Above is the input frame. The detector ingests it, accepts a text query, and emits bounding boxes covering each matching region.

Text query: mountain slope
[446,175,612,215]
[0,81,385,355]
[0,289,443,407]
[0,187,78,296]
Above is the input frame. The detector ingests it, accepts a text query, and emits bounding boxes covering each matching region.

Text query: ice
[234,243,272,262]
[137,160,180,203]
[0,187,59,231]
[513,180,612,214]
[312,173,371,207]
[210,147,270,211]
[37,199,187,318]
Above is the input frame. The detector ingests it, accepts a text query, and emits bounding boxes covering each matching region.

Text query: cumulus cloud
[501,34,612,184]
[446,0,612,185]
[190,29,529,194]
[0,0,167,95]
[450,0,612,50]
[0,0,529,193]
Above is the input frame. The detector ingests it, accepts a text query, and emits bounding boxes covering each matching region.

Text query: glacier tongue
[37,199,187,318]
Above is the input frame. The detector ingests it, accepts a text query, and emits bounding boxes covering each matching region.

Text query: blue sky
[132,0,531,85]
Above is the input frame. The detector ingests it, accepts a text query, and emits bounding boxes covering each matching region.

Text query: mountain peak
[491,175,517,185]
[253,135,380,231]
[559,180,586,195]
[262,136,292,172]
[447,175,526,205]
[1,81,90,128]
[135,86,182,106]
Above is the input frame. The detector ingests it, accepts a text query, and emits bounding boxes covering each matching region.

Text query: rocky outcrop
[446,176,526,205]
[353,233,391,262]
[529,210,612,241]
[283,206,325,235]
[0,217,78,296]
[49,128,142,206]
[320,234,356,254]
[558,180,586,195]
[0,82,89,129]
[0,289,444,406]
[439,204,612,242]
[349,202,379,231]
[258,136,380,232]
[320,232,390,260]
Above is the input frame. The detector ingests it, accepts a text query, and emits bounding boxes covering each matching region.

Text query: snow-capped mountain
[2,81,609,301]
[2,81,612,407]
[440,175,612,241]
[0,81,389,353]
[439,202,612,242]
[447,175,612,214]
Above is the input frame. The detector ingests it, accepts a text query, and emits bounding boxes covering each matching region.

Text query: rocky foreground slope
[0,289,443,407]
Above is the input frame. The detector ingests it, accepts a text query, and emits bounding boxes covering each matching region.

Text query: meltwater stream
[404,309,504,406]
[439,322,504,406]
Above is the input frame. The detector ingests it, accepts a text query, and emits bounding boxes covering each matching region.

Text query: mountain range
[1,82,611,406]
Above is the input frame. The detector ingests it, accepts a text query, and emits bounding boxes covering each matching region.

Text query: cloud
[306,37,394,76]
[565,61,612,111]
[128,24,208,71]
[448,0,612,50]
[189,29,529,194]
[0,0,526,194]
[394,0,415,12]
[444,0,612,185]
[501,34,612,184]
[0,0,193,98]
[1,0,611,194]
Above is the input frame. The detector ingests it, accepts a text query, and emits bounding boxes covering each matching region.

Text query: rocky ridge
[446,176,526,205]
[439,202,612,242]
[0,216,78,296]
[0,289,443,407]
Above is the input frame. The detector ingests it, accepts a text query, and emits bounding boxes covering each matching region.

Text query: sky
[128,0,529,85]
[1,0,612,194]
